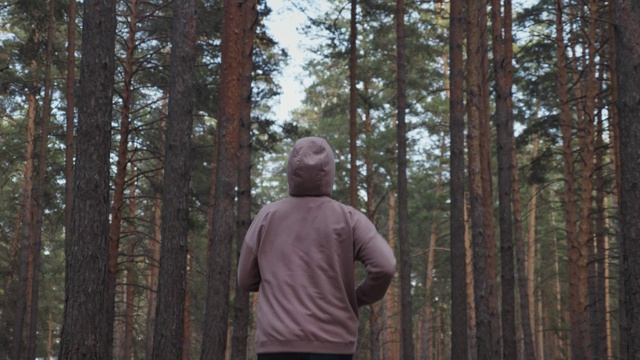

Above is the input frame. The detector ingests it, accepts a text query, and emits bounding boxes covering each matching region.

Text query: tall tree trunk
[467,0,500,358]
[449,0,468,355]
[395,0,414,358]
[109,0,138,353]
[146,170,163,360]
[14,91,37,360]
[577,2,597,359]
[183,252,192,360]
[383,190,400,360]
[490,1,516,357]
[151,0,197,356]
[58,0,117,355]
[593,97,608,360]
[230,2,257,359]
[515,133,536,360]
[65,0,76,258]
[555,1,584,358]
[464,198,477,360]
[349,0,358,208]
[200,0,244,358]
[26,0,55,357]
[615,1,640,357]
[421,135,445,360]
[123,180,137,360]
[0,205,22,358]
[608,1,624,357]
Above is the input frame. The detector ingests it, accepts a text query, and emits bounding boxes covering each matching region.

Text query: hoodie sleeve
[352,210,396,307]
[237,210,265,292]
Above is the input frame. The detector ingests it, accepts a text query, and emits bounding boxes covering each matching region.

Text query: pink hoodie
[237,137,396,354]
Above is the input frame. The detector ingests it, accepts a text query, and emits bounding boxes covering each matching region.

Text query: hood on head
[287,137,335,197]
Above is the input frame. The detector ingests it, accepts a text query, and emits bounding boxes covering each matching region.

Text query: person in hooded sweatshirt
[237,137,397,360]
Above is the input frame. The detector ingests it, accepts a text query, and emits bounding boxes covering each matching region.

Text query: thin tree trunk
[65,0,76,258]
[615,1,640,357]
[384,191,400,360]
[449,0,468,357]
[555,1,584,358]
[514,131,537,360]
[123,179,138,360]
[230,2,257,359]
[109,0,138,353]
[608,1,624,358]
[200,0,244,358]
[0,204,22,358]
[464,198,477,360]
[146,171,163,360]
[593,96,607,360]
[58,0,117,354]
[183,252,192,360]
[151,0,197,355]
[25,1,55,357]
[349,0,358,208]
[467,0,500,358]
[14,91,37,360]
[395,0,414,358]
[490,1,516,357]
[577,2,597,359]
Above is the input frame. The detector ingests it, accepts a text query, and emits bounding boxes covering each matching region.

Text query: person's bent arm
[237,212,265,292]
[352,210,396,307]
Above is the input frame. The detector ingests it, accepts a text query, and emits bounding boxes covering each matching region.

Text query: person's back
[238,137,396,359]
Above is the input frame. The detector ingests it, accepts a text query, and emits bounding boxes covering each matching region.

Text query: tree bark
[230,2,257,359]
[151,0,197,356]
[349,0,358,208]
[555,1,584,358]
[200,0,244,358]
[395,0,414,358]
[615,1,640,357]
[490,1,516,358]
[14,91,37,360]
[515,133,536,360]
[449,0,468,356]
[65,0,76,259]
[383,190,400,360]
[123,180,137,360]
[109,0,138,353]
[467,0,500,358]
[58,0,116,355]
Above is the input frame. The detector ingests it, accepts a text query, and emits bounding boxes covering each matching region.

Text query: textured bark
[108,0,138,353]
[14,91,37,360]
[615,1,640,357]
[200,0,244,358]
[230,2,257,359]
[490,1,516,358]
[555,1,583,358]
[145,173,163,360]
[383,191,400,360]
[449,0,468,356]
[449,0,473,360]
[593,100,608,360]
[576,2,597,359]
[0,205,22,358]
[151,0,197,356]
[515,133,536,360]
[421,134,445,360]
[464,199,477,360]
[349,0,358,208]
[467,0,500,358]
[395,1,414,358]
[64,0,76,256]
[58,0,116,355]
[26,0,55,357]
[122,181,137,360]
[183,253,192,360]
